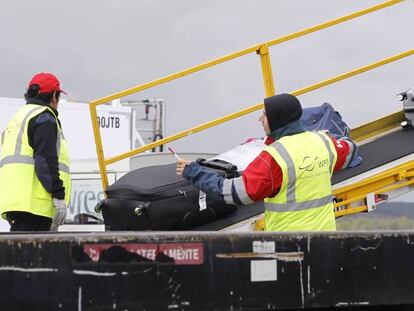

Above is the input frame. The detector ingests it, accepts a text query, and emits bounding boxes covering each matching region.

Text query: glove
[51,198,67,232]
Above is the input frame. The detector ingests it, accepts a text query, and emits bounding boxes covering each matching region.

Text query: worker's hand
[51,198,67,232]
[176,159,191,176]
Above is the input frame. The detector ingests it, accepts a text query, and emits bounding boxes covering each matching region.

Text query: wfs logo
[298,156,329,172]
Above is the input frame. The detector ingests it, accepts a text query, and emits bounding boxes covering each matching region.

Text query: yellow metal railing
[89,0,409,191]
[333,160,414,217]
[349,111,405,142]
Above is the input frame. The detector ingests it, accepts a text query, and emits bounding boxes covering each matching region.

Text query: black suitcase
[97,159,239,231]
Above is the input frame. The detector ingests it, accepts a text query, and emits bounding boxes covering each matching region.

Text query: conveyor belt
[194,201,264,231]
[195,127,414,231]
[332,128,414,184]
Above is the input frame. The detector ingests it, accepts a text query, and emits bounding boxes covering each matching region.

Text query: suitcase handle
[196,158,238,173]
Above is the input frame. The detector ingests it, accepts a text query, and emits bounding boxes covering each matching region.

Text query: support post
[258,44,275,97]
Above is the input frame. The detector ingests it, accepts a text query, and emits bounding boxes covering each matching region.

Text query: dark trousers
[5,211,52,232]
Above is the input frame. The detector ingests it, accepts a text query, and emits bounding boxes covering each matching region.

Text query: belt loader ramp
[0,1,414,310]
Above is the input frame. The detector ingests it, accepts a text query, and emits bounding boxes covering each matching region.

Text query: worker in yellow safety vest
[176,93,357,231]
[0,73,71,231]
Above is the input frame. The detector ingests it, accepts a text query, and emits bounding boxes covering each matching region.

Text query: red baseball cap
[28,72,67,95]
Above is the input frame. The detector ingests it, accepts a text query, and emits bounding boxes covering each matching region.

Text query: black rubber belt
[332,128,414,184]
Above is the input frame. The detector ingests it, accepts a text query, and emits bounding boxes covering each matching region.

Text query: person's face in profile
[259,109,270,136]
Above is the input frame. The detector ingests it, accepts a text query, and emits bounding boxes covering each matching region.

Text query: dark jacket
[27,99,65,200]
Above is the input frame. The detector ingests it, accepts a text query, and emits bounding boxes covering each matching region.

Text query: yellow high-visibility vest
[0,104,71,219]
[264,131,337,231]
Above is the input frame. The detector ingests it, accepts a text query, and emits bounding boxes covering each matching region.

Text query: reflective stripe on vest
[0,106,44,163]
[0,155,70,174]
[273,142,296,202]
[16,106,44,154]
[315,132,335,174]
[263,131,337,231]
[265,194,333,212]
[0,106,70,173]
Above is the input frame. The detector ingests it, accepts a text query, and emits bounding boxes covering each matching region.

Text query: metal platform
[1,231,414,310]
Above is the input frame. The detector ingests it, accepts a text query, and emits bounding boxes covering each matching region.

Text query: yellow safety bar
[89,0,409,191]
[333,161,414,217]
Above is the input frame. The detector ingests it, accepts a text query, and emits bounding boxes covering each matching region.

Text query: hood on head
[264,93,302,133]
